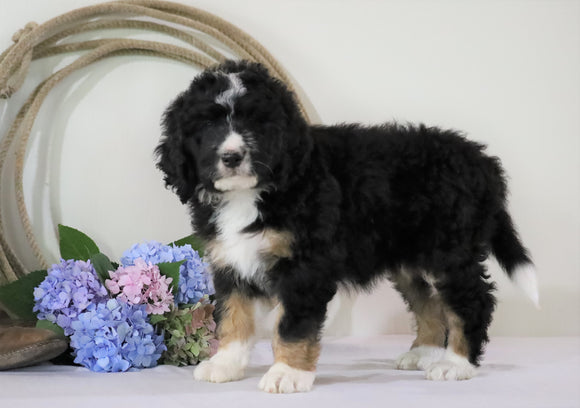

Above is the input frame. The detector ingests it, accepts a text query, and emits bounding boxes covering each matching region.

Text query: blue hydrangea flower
[121,241,175,265]
[33,259,108,335]
[69,299,166,372]
[121,241,214,305]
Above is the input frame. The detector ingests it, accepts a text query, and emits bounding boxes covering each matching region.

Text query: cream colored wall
[0,0,578,336]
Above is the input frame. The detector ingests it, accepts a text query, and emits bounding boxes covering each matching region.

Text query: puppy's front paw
[396,346,446,370]
[424,352,476,381]
[194,358,245,383]
[258,362,315,393]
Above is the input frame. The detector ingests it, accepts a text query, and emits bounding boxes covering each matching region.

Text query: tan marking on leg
[218,293,255,349]
[391,270,447,349]
[271,304,320,372]
[444,308,470,358]
[272,336,321,372]
[412,297,447,349]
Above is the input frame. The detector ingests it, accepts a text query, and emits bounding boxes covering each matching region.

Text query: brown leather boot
[0,327,68,370]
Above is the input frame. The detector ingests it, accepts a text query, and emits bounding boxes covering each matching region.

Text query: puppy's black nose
[221,151,244,168]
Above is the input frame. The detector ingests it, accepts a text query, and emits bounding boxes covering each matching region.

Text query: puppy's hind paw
[259,362,315,393]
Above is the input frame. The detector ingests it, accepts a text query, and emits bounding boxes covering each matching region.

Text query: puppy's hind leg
[393,270,448,371]
[424,263,495,381]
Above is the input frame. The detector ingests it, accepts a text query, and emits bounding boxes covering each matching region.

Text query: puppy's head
[156,60,309,203]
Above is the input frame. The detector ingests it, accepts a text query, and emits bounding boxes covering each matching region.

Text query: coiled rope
[0,0,319,285]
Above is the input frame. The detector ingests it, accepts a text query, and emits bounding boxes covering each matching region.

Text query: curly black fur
[156,60,532,366]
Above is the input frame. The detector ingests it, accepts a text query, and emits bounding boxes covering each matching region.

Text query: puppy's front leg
[259,304,323,393]
[194,291,255,383]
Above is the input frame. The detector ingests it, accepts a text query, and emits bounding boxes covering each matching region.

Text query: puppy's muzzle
[214,146,257,192]
[221,151,244,168]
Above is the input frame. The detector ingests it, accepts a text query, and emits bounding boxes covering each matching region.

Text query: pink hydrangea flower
[105,258,173,315]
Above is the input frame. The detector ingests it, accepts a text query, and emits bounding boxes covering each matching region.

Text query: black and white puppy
[156,60,538,393]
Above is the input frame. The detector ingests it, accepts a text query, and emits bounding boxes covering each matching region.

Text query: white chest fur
[209,190,271,281]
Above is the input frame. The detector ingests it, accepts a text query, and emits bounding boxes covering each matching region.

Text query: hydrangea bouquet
[1,225,217,372]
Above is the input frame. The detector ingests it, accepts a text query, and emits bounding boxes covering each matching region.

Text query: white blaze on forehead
[215,73,246,110]
[218,131,245,154]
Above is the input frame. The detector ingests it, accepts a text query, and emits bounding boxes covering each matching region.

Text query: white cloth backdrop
[0,0,578,338]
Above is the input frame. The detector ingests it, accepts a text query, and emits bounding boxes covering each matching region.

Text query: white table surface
[1,335,578,408]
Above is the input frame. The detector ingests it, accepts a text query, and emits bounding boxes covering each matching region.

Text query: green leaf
[149,314,167,325]
[36,319,65,338]
[173,317,184,332]
[157,261,184,296]
[0,270,47,321]
[169,234,205,257]
[58,224,99,261]
[182,312,193,324]
[189,342,201,356]
[90,253,115,285]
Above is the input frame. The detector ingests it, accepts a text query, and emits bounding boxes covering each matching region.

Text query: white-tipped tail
[512,264,540,308]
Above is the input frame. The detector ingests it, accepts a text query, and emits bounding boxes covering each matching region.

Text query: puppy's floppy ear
[156,95,198,204]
